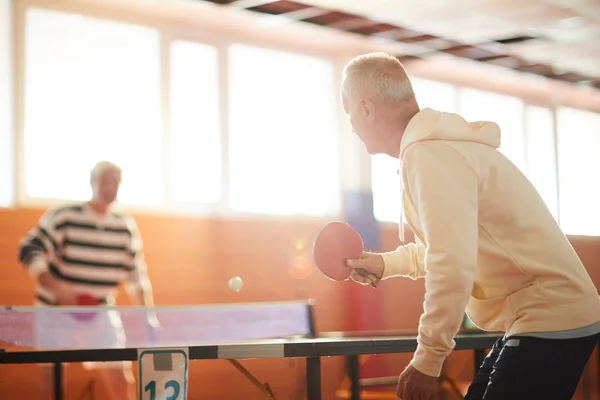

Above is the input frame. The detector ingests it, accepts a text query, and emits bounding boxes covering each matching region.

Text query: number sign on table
[138,348,189,400]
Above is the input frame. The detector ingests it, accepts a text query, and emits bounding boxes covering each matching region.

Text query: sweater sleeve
[402,142,479,377]
[18,208,66,277]
[123,217,152,295]
[380,242,426,280]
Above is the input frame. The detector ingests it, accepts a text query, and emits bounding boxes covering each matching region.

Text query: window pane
[372,78,457,223]
[411,77,458,113]
[459,88,525,172]
[525,106,559,222]
[0,0,14,207]
[556,107,600,235]
[228,44,339,216]
[23,8,162,205]
[371,154,401,223]
[169,40,221,204]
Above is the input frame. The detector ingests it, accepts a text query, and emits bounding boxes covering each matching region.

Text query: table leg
[306,357,321,400]
[347,355,360,400]
[53,362,63,400]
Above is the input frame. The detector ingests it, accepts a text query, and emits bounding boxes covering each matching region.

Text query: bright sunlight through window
[525,105,559,222]
[227,44,340,216]
[556,107,600,235]
[169,40,221,205]
[0,0,13,207]
[22,8,162,205]
[459,88,526,172]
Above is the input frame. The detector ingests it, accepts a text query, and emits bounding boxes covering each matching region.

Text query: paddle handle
[355,268,381,288]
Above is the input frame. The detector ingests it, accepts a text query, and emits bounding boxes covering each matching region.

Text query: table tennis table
[0,301,500,400]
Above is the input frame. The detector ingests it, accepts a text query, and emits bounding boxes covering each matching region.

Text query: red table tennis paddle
[312,221,381,288]
[69,294,100,321]
[76,294,100,306]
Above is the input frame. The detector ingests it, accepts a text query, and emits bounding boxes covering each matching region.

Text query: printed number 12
[144,380,181,400]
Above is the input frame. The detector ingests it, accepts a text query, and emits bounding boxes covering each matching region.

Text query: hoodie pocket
[466,295,514,332]
[507,281,548,320]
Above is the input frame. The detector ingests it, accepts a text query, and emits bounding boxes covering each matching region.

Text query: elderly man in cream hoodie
[342,52,600,400]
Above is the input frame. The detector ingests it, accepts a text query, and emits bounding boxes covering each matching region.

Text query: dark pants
[464,333,599,400]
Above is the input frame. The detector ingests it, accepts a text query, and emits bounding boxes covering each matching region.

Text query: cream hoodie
[381,108,600,378]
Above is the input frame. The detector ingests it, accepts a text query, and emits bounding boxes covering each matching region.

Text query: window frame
[11,0,600,234]
[522,103,560,224]
[161,32,228,214]
[225,41,342,218]
[13,1,177,214]
[0,0,15,208]
[12,0,345,221]
[18,6,166,207]
[555,106,600,236]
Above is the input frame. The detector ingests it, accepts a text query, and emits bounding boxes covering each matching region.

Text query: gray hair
[90,161,122,184]
[342,52,415,105]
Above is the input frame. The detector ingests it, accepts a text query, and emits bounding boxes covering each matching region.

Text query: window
[525,106,559,222]
[556,107,600,235]
[0,0,13,207]
[371,154,401,223]
[22,8,162,205]
[459,88,526,172]
[169,40,221,205]
[371,78,458,223]
[411,77,458,113]
[227,44,339,216]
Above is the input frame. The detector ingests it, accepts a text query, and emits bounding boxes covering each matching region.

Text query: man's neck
[88,200,109,214]
[384,105,420,158]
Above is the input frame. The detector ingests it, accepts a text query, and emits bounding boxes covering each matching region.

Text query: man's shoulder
[400,140,478,178]
[44,202,85,219]
[109,209,127,219]
[402,140,467,161]
[109,210,139,232]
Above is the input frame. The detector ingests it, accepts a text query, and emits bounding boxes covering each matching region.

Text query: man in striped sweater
[18,161,156,400]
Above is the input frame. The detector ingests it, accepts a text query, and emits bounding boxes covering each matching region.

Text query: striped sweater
[18,203,150,306]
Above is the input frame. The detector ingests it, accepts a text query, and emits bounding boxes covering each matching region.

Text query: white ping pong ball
[229,276,243,292]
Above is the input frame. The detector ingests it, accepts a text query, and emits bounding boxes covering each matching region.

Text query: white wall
[0,0,14,207]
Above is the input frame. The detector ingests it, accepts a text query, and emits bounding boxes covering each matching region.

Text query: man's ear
[361,99,375,119]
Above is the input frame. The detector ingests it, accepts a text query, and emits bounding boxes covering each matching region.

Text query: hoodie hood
[399,108,501,158]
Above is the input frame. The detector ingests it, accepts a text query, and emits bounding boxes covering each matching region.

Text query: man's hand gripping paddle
[69,293,100,321]
[312,221,381,288]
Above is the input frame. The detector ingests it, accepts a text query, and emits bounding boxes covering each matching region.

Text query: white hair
[342,52,415,105]
[90,161,122,184]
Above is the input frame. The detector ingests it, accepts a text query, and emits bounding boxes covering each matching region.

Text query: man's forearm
[21,251,50,278]
[129,286,154,307]
[36,270,77,306]
[380,242,426,280]
[38,270,58,289]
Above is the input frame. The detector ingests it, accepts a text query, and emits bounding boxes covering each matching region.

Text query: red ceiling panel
[301,10,364,26]
[203,0,239,4]
[201,0,600,88]
[517,63,556,77]
[553,72,590,83]
[348,23,402,36]
[246,0,312,15]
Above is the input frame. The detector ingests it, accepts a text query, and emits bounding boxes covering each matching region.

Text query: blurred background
[1,0,600,398]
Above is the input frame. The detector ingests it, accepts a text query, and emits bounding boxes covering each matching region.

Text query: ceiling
[198,0,600,89]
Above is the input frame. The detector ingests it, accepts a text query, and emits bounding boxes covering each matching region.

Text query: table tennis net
[0,301,313,349]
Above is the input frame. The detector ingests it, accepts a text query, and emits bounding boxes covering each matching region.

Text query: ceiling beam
[198,0,600,89]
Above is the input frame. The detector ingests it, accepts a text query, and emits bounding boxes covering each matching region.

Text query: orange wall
[1,207,600,399]
[0,207,352,399]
